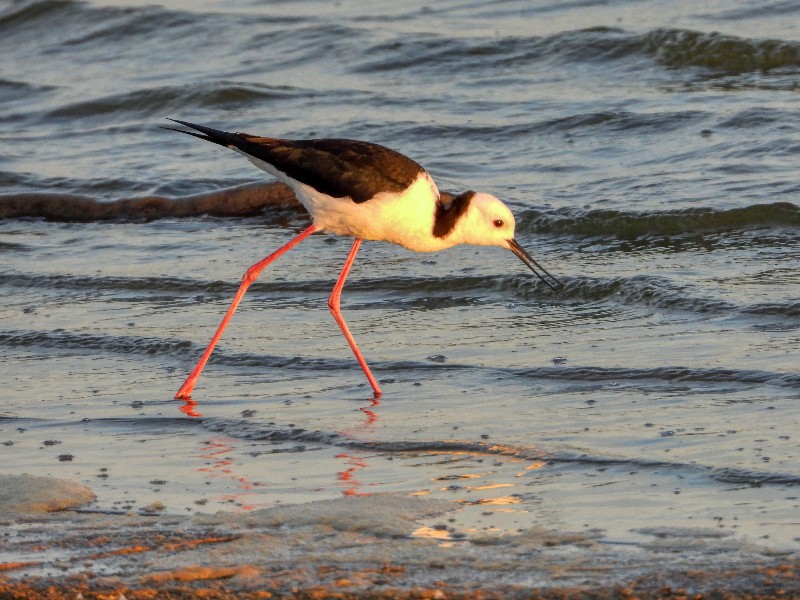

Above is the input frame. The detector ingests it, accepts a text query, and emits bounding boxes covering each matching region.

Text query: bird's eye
[493,219,504,228]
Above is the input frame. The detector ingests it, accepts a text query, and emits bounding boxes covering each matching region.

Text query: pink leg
[328,239,383,398]
[175,224,317,400]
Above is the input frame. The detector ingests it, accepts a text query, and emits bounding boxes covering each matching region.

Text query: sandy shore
[1,475,797,599]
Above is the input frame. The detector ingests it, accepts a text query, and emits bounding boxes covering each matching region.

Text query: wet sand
[1,475,797,600]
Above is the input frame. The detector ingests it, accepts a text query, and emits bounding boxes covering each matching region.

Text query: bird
[164,119,562,400]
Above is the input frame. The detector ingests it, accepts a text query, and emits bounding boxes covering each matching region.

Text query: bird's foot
[174,385,195,401]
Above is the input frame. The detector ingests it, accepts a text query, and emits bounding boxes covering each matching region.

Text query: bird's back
[233,135,426,204]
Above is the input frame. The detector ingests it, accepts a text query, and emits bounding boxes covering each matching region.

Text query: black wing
[165,119,425,203]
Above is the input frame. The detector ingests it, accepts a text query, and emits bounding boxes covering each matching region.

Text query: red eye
[493,219,504,228]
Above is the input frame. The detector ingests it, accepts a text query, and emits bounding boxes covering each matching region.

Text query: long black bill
[508,238,563,291]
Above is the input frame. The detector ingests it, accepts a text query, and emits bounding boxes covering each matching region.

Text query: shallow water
[1,0,799,573]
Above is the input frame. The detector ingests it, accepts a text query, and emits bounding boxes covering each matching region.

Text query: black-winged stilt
[165,119,562,400]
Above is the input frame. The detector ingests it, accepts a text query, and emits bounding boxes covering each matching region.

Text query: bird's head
[458,192,563,291]
[460,192,518,246]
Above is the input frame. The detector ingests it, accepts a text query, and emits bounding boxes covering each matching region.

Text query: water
[1,0,799,588]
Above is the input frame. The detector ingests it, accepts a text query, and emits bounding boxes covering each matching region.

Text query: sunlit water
[1,0,799,557]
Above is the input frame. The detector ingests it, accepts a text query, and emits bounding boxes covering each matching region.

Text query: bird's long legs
[328,239,383,398]
[174,224,318,400]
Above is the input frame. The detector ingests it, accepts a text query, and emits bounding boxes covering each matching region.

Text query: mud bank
[0,183,459,222]
[0,182,301,221]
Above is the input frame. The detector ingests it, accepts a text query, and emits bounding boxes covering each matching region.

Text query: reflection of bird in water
[197,439,264,511]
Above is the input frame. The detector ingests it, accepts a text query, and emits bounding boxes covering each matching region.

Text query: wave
[0,0,68,30]
[516,365,800,388]
[3,2,798,140]
[0,329,360,371]
[0,1,191,46]
[200,418,800,487]
[744,301,800,318]
[41,82,306,123]
[12,411,797,487]
[0,329,193,358]
[0,272,232,294]
[0,78,56,103]
[3,329,797,388]
[355,26,800,76]
[642,28,800,74]
[3,265,799,320]
[519,202,800,238]
[0,270,740,313]
[7,1,797,85]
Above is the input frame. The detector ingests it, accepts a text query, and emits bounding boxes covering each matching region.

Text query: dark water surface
[1,0,799,576]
